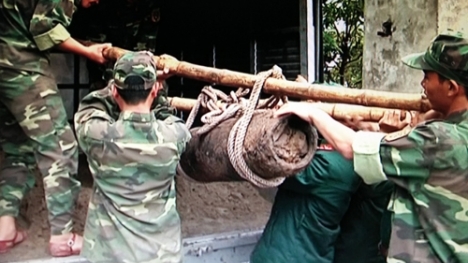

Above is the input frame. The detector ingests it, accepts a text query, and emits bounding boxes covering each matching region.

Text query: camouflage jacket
[353,110,468,263]
[0,0,76,74]
[74,87,191,263]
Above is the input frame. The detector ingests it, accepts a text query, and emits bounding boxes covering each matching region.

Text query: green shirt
[251,150,392,263]
[250,150,361,263]
[334,181,394,263]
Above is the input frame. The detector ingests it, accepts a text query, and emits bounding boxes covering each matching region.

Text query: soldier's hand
[378,110,411,133]
[86,43,112,64]
[157,67,174,81]
[274,102,321,123]
[342,115,380,132]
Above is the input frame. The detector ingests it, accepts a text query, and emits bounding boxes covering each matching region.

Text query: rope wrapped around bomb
[177,66,318,188]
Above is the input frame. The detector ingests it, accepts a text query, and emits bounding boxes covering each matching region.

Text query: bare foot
[0,215,16,237]
[49,233,83,257]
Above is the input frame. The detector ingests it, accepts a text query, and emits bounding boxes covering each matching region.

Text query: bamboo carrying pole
[168,96,392,122]
[102,46,432,112]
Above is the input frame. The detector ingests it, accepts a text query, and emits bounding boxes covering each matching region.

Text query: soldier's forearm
[57,37,92,58]
[309,109,357,159]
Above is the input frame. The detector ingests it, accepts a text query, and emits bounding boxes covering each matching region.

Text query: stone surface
[362,0,438,93]
[438,0,468,34]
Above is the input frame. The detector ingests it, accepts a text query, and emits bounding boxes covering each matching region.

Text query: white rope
[226,67,286,188]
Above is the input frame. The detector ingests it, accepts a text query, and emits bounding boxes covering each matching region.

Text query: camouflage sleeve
[380,123,438,180]
[353,124,437,184]
[29,0,75,51]
[78,87,121,118]
[74,94,116,155]
[159,115,192,153]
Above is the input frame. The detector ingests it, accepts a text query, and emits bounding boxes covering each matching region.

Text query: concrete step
[7,228,263,263]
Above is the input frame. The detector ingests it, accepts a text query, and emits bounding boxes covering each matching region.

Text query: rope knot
[271,65,285,80]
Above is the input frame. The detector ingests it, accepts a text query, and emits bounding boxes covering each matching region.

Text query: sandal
[49,233,82,257]
[0,230,27,254]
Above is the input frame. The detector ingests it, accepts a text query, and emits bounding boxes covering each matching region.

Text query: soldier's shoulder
[80,87,111,102]
[382,122,441,145]
[400,119,459,147]
[154,116,191,141]
[384,126,413,142]
[156,115,185,125]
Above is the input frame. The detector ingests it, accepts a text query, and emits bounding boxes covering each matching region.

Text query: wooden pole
[102,47,432,112]
[168,96,396,122]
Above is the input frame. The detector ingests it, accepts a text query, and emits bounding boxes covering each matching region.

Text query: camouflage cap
[113,51,157,90]
[402,30,468,86]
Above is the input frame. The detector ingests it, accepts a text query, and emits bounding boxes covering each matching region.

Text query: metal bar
[299,0,315,82]
[313,0,324,83]
[57,85,89,89]
[212,45,216,68]
[73,55,82,113]
[299,0,308,80]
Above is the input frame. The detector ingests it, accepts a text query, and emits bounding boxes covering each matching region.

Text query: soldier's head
[111,51,162,110]
[402,30,468,114]
[80,0,100,8]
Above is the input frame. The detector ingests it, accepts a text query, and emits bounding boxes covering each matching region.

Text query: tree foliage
[323,0,364,88]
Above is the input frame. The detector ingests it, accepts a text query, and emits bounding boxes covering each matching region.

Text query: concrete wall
[362,0,438,93]
[363,0,468,93]
[438,0,468,34]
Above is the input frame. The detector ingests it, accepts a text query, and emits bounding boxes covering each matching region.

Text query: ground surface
[1,155,272,263]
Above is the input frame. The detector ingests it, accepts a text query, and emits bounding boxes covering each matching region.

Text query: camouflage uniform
[75,51,191,263]
[0,0,81,235]
[68,0,162,88]
[68,0,173,113]
[353,31,468,262]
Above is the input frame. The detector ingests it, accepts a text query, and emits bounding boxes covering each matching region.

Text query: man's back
[75,88,191,263]
[250,150,362,263]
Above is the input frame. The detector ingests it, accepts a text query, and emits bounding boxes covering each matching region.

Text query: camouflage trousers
[0,67,81,235]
